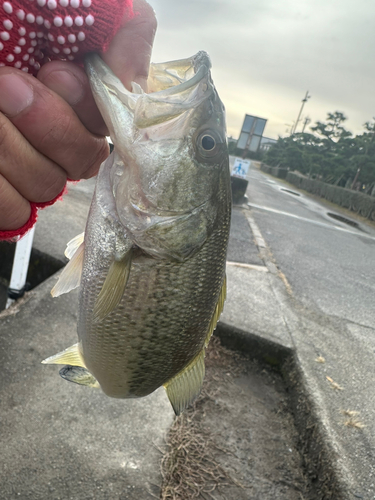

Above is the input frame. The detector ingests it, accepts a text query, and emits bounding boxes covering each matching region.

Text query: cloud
[148,0,375,138]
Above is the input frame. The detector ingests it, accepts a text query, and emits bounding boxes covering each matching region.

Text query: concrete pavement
[0,164,374,499]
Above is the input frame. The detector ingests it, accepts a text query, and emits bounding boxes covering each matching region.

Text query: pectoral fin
[51,241,85,297]
[92,249,132,322]
[65,232,85,260]
[164,349,205,416]
[41,343,86,367]
[59,366,100,388]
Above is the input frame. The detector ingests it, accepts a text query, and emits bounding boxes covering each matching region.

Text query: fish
[42,51,231,415]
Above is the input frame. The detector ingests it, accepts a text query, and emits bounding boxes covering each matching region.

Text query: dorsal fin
[205,275,227,347]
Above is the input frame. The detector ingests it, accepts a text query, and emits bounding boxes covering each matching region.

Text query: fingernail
[43,70,84,106]
[0,74,34,116]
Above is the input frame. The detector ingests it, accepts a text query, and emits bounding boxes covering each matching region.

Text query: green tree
[310,112,352,144]
[349,119,375,189]
[263,112,375,189]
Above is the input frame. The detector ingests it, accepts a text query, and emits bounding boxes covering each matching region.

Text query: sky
[146,0,375,140]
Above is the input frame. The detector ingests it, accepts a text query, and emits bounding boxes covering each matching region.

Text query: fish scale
[80,207,229,398]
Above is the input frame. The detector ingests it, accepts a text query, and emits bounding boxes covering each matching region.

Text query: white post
[5,226,36,309]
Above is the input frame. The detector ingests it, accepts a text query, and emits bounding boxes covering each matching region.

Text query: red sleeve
[0,0,134,241]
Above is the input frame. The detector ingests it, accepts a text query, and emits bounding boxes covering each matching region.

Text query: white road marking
[227,261,269,272]
[247,203,375,240]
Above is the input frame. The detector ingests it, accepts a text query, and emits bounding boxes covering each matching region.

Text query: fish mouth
[146,51,212,95]
[84,52,214,146]
[85,50,212,99]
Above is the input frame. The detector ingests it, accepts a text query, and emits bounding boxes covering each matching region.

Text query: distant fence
[260,164,375,220]
[288,171,375,220]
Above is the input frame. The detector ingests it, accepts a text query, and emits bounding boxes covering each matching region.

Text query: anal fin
[41,343,86,367]
[164,349,205,416]
[59,366,99,388]
[93,249,132,322]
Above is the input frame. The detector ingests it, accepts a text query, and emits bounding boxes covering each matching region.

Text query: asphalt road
[244,162,375,330]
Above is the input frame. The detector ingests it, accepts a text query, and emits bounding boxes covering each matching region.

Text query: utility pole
[285,123,294,136]
[292,91,311,134]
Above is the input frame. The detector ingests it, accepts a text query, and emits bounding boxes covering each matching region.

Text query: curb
[214,321,353,500]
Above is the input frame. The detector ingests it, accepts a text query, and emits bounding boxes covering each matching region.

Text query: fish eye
[201,135,216,151]
[196,130,221,158]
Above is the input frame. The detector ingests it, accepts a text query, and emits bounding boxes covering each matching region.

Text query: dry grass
[160,413,231,499]
[159,337,244,500]
[341,410,365,429]
[315,356,325,363]
[326,376,343,391]
[344,418,365,429]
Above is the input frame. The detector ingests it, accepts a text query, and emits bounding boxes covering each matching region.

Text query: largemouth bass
[42,52,231,415]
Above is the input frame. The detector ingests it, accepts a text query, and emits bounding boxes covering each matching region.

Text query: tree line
[262,112,375,194]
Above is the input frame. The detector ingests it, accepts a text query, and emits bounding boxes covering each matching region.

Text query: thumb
[101,0,157,91]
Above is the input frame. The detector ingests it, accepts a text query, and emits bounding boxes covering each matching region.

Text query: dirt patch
[160,337,313,499]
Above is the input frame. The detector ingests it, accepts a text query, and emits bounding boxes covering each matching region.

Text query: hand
[0,0,157,231]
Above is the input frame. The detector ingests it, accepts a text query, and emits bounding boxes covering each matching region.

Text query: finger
[102,0,157,91]
[0,174,31,231]
[0,67,109,181]
[0,112,66,203]
[37,61,109,137]
[38,1,157,135]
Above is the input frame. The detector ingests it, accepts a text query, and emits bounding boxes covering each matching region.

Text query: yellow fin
[205,275,227,347]
[92,249,132,322]
[51,241,85,297]
[59,366,99,388]
[41,343,86,367]
[164,349,205,416]
[65,232,85,260]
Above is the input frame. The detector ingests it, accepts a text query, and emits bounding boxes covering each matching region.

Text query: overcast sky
[147,0,375,140]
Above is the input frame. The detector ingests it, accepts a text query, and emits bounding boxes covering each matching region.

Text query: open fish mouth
[84,51,215,142]
[146,51,212,94]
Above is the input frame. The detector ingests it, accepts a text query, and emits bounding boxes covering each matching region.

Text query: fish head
[85,52,230,259]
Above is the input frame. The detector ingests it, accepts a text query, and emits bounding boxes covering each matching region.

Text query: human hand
[0,0,156,231]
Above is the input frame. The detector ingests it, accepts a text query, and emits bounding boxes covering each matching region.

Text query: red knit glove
[1,187,68,241]
[0,0,134,242]
[0,0,133,76]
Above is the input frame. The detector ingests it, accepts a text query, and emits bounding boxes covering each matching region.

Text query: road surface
[243,162,375,330]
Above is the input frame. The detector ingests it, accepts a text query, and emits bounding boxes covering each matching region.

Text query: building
[259,137,277,152]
